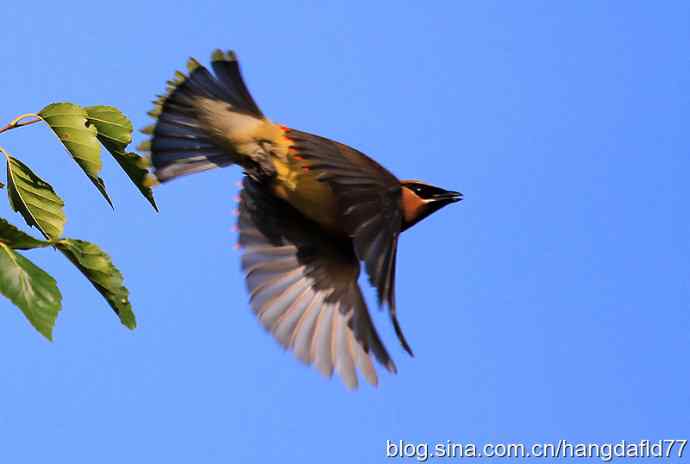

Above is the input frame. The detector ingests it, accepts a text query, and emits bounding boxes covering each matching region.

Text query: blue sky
[2,1,689,462]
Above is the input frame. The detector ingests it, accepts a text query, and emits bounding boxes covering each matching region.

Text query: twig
[0,113,41,135]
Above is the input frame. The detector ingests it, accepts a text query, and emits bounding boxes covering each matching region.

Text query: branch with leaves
[0,103,156,339]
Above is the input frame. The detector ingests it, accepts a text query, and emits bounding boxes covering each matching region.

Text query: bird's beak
[431,190,463,205]
[400,186,462,231]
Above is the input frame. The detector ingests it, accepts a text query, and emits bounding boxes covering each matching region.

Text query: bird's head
[400,180,463,231]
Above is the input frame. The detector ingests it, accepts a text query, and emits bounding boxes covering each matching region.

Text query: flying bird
[141,50,462,389]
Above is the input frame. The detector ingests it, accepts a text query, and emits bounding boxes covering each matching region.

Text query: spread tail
[140,50,266,182]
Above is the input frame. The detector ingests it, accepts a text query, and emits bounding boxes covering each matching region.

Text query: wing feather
[238,177,396,388]
[284,129,412,355]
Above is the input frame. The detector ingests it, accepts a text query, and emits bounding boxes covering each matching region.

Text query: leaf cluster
[0,103,156,339]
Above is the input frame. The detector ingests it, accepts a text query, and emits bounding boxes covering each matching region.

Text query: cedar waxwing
[141,50,462,389]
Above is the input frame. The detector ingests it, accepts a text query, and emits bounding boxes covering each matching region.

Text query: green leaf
[85,106,158,211]
[5,154,66,240]
[0,217,51,249]
[0,242,61,340]
[57,239,136,329]
[38,103,112,207]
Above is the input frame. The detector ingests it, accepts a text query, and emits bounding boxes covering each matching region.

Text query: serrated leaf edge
[1,148,64,240]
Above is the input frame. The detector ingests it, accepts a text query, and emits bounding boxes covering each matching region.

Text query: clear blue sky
[2,1,689,462]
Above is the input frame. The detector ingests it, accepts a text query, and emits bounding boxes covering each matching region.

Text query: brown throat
[401,187,426,224]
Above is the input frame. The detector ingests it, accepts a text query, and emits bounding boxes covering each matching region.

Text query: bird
[140,49,462,389]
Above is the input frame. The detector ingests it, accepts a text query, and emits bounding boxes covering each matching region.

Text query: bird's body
[143,50,462,388]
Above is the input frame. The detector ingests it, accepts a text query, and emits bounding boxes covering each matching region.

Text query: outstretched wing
[284,129,413,355]
[238,177,396,388]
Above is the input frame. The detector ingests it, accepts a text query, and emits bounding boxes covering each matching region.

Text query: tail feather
[142,50,265,182]
[211,50,264,117]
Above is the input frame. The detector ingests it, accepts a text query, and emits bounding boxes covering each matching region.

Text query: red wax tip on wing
[279,126,293,143]
[233,195,241,202]
[234,243,241,251]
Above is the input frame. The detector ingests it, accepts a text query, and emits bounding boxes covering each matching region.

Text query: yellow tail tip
[211,49,237,62]
[140,124,155,135]
[187,57,201,72]
[137,140,151,152]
